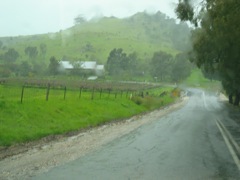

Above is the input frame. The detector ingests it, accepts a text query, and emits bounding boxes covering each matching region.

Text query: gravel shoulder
[0,97,188,180]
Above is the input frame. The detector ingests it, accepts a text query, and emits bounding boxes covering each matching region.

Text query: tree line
[175,0,240,105]
[47,48,192,83]
[106,48,192,82]
[0,43,48,77]
[0,42,192,83]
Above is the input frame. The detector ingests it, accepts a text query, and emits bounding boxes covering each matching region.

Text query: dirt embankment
[0,97,188,180]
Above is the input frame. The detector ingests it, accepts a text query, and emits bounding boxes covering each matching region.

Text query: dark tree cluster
[48,56,60,75]
[74,15,86,25]
[176,0,240,105]
[0,48,19,77]
[2,48,19,63]
[106,48,139,77]
[106,48,192,82]
[0,43,48,77]
[25,46,38,60]
[150,51,192,82]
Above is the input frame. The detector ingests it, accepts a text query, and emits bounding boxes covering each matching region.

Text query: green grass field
[182,69,221,91]
[0,84,178,146]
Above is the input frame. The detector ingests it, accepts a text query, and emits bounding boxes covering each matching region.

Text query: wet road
[34,89,240,180]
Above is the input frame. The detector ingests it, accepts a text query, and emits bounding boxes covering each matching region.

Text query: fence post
[46,83,50,101]
[64,86,67,100]
[100,88,102,99]
[79,87,82,99]
[20,85,25,104]
[91,88,94,100]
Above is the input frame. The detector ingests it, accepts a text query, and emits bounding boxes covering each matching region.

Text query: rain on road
[34,89,240,180]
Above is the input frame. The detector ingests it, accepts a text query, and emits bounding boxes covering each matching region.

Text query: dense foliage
[105,48,192,82]
[150,51,172,81]
[176,0,240,105]
[106,48,139,77]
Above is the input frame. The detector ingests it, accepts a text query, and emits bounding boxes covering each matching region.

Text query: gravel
[0,97,188,180]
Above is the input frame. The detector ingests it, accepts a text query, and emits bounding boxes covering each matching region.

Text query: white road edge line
[202,91,208,109]
[217,119,240,154]
[215,119,240,170]
[202,91,211,111]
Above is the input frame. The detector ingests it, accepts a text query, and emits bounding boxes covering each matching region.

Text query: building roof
[96,65,104,70]
[80,61,97,70]
[60,61,73,69]
[60,60,104,71]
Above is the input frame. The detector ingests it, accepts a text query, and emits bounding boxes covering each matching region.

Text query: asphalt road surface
[34,89,240,180]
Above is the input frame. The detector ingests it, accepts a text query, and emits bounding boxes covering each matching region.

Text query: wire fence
[0,78,160,104]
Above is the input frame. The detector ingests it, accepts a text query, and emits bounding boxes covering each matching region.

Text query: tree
[172,53,192,82]
[127,52,139,76]
[74,15,86,25]
[106,48,129,76]
[175,0,195,24]
[25,46,38,60]
[32,62,46,76]
[19,61,32,77]
[175,0,240,105]
[48,56,59,75]
[39,43,47,57]
[0,67,11,77]
[150,51,172,81]
[3,48,19,63]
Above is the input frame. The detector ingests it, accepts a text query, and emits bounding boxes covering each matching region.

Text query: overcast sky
[0,0,178,37]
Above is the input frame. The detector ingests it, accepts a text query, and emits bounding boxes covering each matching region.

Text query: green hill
[0,11,191,78]
[0,12,191,77]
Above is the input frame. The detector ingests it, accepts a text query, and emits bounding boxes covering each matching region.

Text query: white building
[59,60,105,77]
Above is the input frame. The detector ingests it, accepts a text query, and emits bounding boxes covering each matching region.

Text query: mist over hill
[0,11,192,79]
[0,11,191,61]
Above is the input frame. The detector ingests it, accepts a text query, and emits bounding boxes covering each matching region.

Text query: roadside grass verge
[182,69,221,91]
[0,85,179,147]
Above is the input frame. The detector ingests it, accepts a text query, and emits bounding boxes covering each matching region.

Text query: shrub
[132,96,143,105]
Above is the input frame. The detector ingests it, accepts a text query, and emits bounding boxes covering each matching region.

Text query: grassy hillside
[0,11,191,66]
